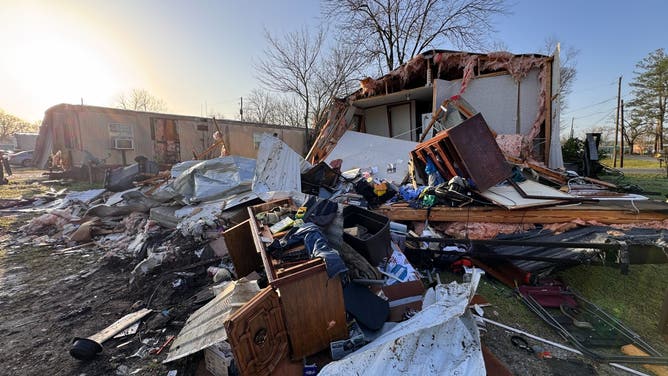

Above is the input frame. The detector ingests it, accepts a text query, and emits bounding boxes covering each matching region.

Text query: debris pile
[3,50,667,376]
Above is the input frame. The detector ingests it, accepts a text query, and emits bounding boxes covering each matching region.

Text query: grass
[593,155,668,200]
[596,172,668,200]
[0,181,48,199]
[600,156,663,169]
[558,264,668,354]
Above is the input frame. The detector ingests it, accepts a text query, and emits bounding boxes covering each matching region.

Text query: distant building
[14,133,38,151]
[0,133,38,152]
[34,104,306,169]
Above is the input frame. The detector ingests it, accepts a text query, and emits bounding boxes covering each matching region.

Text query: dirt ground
[0,169,657,375]
[0,218,199,376]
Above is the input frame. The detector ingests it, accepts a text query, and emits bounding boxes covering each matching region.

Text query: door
[389,103,413,141]
[152,118,180,164]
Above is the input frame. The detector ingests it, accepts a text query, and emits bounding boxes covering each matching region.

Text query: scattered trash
[70,308,152,361]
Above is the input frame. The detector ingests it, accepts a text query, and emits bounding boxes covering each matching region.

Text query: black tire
[22,159,32,167]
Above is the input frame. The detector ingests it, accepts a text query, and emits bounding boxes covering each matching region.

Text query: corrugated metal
[493,226,668,273]
[163,279,260,363]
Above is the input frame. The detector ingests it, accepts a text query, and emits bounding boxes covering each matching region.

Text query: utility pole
[613,76,622,167]
[240,97,244,122]
[570,117,575,139]
[620,99,625,168]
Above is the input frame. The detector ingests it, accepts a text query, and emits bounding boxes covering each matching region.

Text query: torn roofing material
[169,156,256,204]
[163,279,260,363]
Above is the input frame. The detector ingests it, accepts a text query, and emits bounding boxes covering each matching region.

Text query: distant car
[9,150,34,167]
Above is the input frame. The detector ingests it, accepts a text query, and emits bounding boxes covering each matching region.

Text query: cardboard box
[204,342,233,376]
[381,280,425,322]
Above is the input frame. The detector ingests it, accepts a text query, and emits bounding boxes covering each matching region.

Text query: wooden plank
[375,203,668,224]
[481,345,514,376]
[89,308,152,344]
[621,344,668,376]
[247,199,295,282]
[223,220,262,278]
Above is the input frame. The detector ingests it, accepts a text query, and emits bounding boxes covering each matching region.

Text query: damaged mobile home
[309,49,563,169]
[33,104,306,171]
[3,49,668,376]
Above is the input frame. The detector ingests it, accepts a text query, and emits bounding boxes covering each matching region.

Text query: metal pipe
[477,316,650,376]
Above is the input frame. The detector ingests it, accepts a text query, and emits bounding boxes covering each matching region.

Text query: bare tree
[254,26,364,139]
[245,89,280,124]
[274,96,305,127]
[117,89,167,112]
[0,109,37,141]
[255,27,324,137]
[323,0,507,72]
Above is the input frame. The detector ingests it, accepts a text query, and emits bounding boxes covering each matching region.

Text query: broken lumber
[376,203,668,225]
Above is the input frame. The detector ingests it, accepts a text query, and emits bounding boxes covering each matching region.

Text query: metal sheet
[489,226,668,273]
[170,156,256,204]
[163,279,260,363]
[252,134,310,201]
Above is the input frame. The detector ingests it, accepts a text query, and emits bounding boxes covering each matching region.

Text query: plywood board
[443,113,513,191]
[223,219,262,278]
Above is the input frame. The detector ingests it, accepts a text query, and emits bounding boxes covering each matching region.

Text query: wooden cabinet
[247,199,348,360]
[225,288,288,376]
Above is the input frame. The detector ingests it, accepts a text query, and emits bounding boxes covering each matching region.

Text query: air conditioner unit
[113,138,134,150]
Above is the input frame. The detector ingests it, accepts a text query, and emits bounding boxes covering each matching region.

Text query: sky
[1,0,666,138]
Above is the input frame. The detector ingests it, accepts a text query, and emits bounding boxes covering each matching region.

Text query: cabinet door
[225,287,288,376]
[223,219,262,278]
[273,262,348,359]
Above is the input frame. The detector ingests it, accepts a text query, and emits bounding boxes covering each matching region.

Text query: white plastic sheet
[320,271,485,376]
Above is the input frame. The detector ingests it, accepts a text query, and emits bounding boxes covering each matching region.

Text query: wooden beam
[375,203,668,224]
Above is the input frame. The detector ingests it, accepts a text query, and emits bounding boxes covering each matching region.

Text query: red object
[451,259,473,273]
[518,285,577,308]
[151,335,175,355]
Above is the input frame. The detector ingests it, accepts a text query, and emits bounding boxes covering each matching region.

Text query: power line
[562,97,616,115]
[590,107,617,126]
[569,106,617,120]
